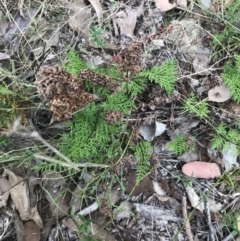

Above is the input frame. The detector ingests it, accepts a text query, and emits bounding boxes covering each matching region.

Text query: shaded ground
[0,0,240,241]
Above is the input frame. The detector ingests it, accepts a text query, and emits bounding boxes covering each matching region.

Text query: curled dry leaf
[0,177,10,208]
[68,0,92,36]
[3,169,43,228]
[139,121,166,141]
[184,185,204,212]
[115,2,144,38]
[155,0,176,12]
[89,0,103,27]
[208,84,231,102]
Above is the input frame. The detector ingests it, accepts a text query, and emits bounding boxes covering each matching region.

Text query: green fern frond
[59,102,125,164]
[211,124,240,156]
[167,135,193,155]
[211,135,225,150]
[183,93,210,119]
[63,49,86,76]
[138,59,177,96]
[221,55,240,104]
[104,92,135,114]
[131,141,152,185]
[121,76,147,99]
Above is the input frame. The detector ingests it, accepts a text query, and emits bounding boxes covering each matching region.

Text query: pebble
[182,161,221,179]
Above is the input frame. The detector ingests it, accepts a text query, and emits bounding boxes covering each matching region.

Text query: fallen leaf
[0,177,10,208]
[41,171,72,218]
[192,47,211,76]
[222,143,239,170]
[89,0,103,27]
[178,149,199,162]
[155,0,176,12]
[182,161,221,179]
[185,185,204,212]
[152,181,166,195]
[208,198,223,213]
[115,3,143,38]
[3,169,43,228]
[139,121,166,141]
[68,0,92,36]
[4,8,38,44]
[177,0,188,8]
[24,221,40,241]
[208,85,231,102]
[113,201,132,221]
[126,170,154,196]
[199,0,211,9]
[62,217,117,241]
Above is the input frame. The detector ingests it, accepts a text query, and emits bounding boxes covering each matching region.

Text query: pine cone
[79,69,119,92]
[104,110,123,124]
[35,66,93,121]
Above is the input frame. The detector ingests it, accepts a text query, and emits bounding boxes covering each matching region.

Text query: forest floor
[0,0,240,240]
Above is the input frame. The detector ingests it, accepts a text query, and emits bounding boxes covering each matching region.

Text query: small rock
[182,161,221,179]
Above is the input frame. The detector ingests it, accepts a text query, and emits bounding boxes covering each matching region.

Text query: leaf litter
[1,0,240,240]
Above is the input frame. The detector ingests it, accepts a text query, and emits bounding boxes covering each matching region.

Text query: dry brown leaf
[62,217,117,241]
[3,169,43,228]
[208,85,231,102]
[4,8,38,44]
[115,3,143,38]
[24,221,40,241]
[89,0,103,27]
[126,170,154,196]
[0,177,10,208]
[41,171,71,217]
[155,0,176,12]
[68,0,92,36]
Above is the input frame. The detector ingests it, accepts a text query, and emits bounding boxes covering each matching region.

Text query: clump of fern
[104,92,135,114]
[62,49,86,76]
[59,102,125,164]
[121,75,147,99]
[167,135,193,155]
[211,123,240,155]
[221,55,240,104]
[138,59,177,96]
[131,141,152,185]
[183,93,210,119]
